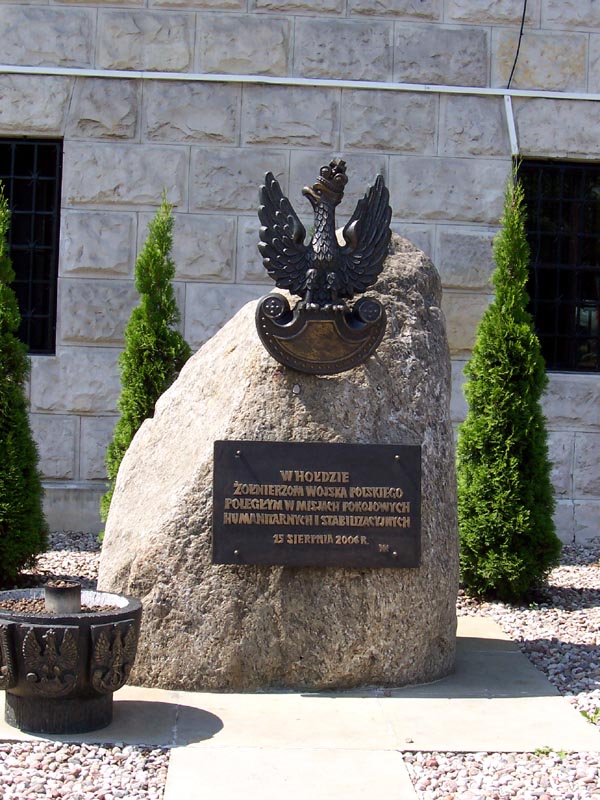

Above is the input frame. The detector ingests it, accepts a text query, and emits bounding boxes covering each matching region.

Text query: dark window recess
[0,139,62,354]
[520,160,600,373]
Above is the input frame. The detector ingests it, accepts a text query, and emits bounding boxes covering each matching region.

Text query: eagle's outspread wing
[258,173,311,295]
[338,175,392,298]
[60,630,79,671]
[123,625,138,663]
[92,630,112,669]
[23,628,44,672]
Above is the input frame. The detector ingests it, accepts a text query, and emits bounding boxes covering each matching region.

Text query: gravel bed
[1,532,600,799]
[10,531,101,591]
[404,751,600,800]
[0,742,169,800]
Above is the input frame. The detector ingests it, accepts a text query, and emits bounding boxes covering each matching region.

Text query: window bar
[520,160,600,372]
[0,139,62,354]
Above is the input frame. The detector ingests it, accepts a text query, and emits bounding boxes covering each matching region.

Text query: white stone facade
[0,0,598,540]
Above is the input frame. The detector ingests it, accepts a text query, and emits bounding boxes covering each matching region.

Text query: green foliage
[581,707,600,725]
[534,747,567,758]
[456,172,561,602]
[0,184,46,584]
[101,196,191,522]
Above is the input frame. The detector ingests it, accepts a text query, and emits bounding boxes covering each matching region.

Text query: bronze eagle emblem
[258,158,392,310]
[255,159,393,374]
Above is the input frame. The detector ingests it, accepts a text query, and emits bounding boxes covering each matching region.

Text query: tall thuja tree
[101,196,191,522]
[456,170,561,602]
[0,185,46,584]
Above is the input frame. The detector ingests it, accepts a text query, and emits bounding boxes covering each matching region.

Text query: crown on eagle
[314,158,348,200]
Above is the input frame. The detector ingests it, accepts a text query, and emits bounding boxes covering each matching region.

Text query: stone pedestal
[98,235,459,691]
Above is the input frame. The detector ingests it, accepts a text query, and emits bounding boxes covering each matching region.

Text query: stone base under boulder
[98,235,459,691]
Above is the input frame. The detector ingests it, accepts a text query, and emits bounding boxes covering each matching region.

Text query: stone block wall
[0,0,598,540]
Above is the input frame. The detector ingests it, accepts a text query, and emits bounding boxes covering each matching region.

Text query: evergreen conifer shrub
[456,172,561,601]
[101,196,191,522]
[0,185,46,584]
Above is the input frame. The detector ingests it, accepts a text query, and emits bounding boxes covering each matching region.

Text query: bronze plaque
[212,440,421,568]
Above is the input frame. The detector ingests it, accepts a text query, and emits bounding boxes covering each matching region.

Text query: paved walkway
[1,617,599,799]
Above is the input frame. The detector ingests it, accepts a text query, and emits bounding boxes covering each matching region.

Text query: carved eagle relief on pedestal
[90,621,138,694]
[23,627,78,697]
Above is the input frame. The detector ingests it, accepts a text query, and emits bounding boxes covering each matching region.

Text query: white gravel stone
[0,742,169,800]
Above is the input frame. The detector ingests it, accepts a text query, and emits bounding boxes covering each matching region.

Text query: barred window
[520,160,600,372]
[0,139,63,354]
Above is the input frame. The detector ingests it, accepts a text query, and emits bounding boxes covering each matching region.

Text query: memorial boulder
[98,233,459,691]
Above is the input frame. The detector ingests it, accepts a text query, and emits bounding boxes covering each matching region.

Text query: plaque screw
[392,551,398,558]
[233,550,240,556]
[394,455,400,461]
[235,450,241,457]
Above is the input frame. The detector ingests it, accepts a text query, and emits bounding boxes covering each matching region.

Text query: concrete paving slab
[0,615,598,758]
[376,616,600,752]
[456,615,521,650]
[381,694,599,753]
[0,687,185,746]
[164,746,418,800]
[174,691,394,750]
